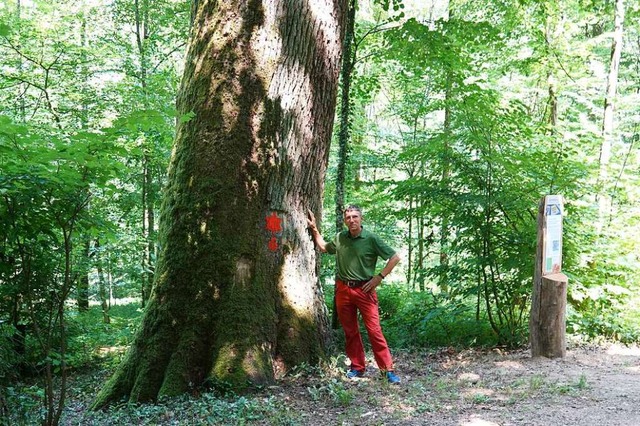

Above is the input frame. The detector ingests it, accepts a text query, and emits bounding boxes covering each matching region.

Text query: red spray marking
[265,212,282,233]
[268,237,278,252]
[265,212,282,251]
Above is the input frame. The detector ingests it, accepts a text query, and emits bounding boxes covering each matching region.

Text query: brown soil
[273,342,640,425]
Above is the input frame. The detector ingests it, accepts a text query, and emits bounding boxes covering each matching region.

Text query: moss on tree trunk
[92,0,347,408]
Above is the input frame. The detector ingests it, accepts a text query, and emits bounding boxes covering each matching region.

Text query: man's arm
[363,253,400,293]
[380,253,400,278]
[306,209,328,253]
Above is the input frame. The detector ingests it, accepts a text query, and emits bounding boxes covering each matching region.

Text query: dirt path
[274,343,640,425]
[58,342,640,425]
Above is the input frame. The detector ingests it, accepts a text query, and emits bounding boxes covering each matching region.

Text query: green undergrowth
[65,392,302,426]
[66,302,145,369]
[326,282,640,349]
[4,287,640,425]
[324,283,501,349]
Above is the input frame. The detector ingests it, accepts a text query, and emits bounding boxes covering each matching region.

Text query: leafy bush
[324,282,504,350]
[65,302,144,370]
[377,285,498,349]
[0,324,20,383]
[2,385,45,425]
[567,286,640,344]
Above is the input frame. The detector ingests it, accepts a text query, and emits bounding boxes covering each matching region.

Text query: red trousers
[335,279,394,372]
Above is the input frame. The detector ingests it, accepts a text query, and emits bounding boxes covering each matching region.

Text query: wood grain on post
[530,196,568,358]
[532,273,568,357]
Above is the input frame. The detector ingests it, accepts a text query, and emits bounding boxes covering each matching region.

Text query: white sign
[543,195,563,275]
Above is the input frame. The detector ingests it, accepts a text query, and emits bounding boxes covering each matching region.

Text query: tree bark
[93,0,347,407]
[530,273,567,358]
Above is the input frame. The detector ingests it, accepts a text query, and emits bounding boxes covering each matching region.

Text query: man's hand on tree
[306,209,317,230]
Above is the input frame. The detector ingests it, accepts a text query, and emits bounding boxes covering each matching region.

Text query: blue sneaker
[385,371,401,384]
[346,369,365,379]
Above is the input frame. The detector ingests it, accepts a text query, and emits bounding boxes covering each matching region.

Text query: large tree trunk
[93,0,347,407]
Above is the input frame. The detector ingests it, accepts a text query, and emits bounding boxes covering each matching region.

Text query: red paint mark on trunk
[266,212,282,252]
[265,212,282,233]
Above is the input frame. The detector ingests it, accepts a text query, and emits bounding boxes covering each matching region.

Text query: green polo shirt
[325,228,396,281]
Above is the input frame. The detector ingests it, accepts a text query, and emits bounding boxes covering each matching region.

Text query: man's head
[343,204,363,236]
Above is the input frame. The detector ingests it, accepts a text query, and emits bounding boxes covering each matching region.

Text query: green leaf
[179,111,195,123]
[0,23,11,37]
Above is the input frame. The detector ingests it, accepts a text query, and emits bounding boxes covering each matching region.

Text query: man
[307,205,401,384]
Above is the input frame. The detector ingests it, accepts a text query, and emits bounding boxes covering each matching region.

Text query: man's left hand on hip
[363,275,383,293]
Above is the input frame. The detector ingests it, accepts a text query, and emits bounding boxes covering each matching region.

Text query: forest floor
[273,342,640,426]
[58,341,640,425]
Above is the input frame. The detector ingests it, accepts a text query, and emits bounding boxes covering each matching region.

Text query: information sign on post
[530,194,568,358]
[542,195,563,275]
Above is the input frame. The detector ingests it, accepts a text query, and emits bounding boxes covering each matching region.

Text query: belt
[339,279,369,288]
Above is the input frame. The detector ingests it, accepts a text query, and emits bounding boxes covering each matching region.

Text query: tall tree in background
[134,0,155,306]
[437,1,453,294]
[92,0,348,407]
[76,5,93,313]
[107,0,190,306]
[597,0,625,233]
[335,0,356,233]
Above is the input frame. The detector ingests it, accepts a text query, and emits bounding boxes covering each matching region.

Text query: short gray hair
[343,204,362,216]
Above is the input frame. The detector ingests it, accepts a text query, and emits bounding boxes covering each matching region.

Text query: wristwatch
[377,273,385,279]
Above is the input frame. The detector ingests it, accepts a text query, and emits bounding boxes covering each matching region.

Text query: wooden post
[530,196,568,358]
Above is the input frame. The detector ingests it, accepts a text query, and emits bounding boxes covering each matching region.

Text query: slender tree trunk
[95,239,110,324]
[75,11,92,314]
[134,0,156,307]
[93,0,347,407]
[545,3,559,127]
[36,222,75,426]
[438,1,453,294]
[406,195,413,287]
[15,0,26,121]
[331,0,356,330]
[77,241,90,312]
[417,211,425,292]
[144,153,156,302]
[439,84,451,293]
[141,150,154,306]
[597,0,625,234]
[108,254,116,307]
[540,1,563,197]
[407,108,421,291]
[335,0,356,233]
